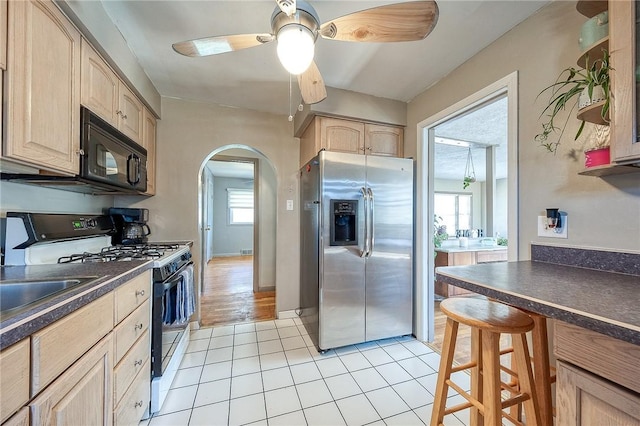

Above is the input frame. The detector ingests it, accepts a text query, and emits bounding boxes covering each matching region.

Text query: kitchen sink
[0,276,99,318]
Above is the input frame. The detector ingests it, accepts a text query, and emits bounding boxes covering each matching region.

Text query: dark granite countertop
[436,261,640,346]
[0,261,153,350]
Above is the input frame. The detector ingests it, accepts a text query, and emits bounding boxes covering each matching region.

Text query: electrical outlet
[286,200,294,211]
[537,214,568,238]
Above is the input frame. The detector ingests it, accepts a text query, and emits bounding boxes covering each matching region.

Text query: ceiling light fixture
[276,24,315,75]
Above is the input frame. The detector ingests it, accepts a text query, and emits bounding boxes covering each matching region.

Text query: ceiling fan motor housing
[271,0,320,39]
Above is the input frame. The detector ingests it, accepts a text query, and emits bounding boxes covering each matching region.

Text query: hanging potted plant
[462,147,476,189]
[534,49,611,154]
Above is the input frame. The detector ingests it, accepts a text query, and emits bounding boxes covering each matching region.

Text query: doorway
[415,72,519,344]
[199,147,278,326]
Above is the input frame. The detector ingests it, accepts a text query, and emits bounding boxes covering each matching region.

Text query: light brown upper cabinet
[300,116,404,165]
[610,0,640,163]
[81,39,119,126]
[117,83,143,144]
[81,39,144,144]
[5,0,81,175]
[0,0,7,70]
[142,107,157,195]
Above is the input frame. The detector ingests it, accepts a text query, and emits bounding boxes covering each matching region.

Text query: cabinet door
[5,0,81,174]
[117,82,143,144]
[0,0,6,70]
[30,334,113,426]
[142,107,157,195]
[610,0,640,163]
[0,339,29,423]
[2,407,29,426]
[556,361,640,426]
[365,124,404,157]
[81,39,119,126]
[320,117,365,154]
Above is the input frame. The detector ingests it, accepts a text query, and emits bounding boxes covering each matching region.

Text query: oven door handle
[155,261,194,295]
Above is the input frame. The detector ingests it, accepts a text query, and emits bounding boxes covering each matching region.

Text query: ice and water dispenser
[330,200,358,246]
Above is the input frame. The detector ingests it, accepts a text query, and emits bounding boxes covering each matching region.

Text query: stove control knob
[181,252,192,261]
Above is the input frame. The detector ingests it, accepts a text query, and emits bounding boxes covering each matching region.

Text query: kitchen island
[436,247,640,424]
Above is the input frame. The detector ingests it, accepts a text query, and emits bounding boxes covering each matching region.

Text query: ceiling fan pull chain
[288,73,294,122]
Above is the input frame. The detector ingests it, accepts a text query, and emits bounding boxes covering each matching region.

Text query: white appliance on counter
[3,212,193,416]
[299,151,414,351]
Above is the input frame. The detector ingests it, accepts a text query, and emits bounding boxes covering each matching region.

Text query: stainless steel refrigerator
[300,150,414,351]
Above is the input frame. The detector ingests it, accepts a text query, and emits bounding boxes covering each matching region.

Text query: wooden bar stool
[430,298,541,426]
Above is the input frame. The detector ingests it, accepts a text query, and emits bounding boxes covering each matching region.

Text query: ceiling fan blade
[172,33,275,57]
[297,61,327,104]
[319,1,438,43]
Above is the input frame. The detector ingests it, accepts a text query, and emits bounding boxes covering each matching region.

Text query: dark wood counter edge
[0,263,152,350]
[435,270,640,346]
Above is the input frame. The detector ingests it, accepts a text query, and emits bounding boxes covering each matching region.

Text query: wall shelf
[576,0,608,18]
[577,37,609,68]
[578,163,640,176]
[576,100,609,125]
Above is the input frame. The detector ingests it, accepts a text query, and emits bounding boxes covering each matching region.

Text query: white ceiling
[207,160,255,179]
[98,0,542,181]
[100,0,547,116]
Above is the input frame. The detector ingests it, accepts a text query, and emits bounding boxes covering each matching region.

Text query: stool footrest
[451,361,476,373]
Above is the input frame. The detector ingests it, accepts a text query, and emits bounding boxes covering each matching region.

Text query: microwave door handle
[127,154,140,185]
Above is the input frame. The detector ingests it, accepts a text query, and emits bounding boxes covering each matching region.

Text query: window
[227,188,254,224]
[434,193,472,236]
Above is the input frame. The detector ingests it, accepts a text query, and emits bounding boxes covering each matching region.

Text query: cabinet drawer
[476,250,507,263]
[114,360,150,426]
[554,321,640,394]
[114,270,151,324]
[0,339,30,423]
[114,329,150,405]
[114,299,150,363]
[32,293,114,395]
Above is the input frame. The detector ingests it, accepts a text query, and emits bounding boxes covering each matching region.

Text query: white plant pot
[578,85,606,109]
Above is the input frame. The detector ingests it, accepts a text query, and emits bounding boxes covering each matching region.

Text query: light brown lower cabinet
[2,407,28,426]
[0,339,29,423]
[556,361,640,426]
[30,333,113,426]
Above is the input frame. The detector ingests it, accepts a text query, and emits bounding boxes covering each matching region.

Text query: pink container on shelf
[584,147,610,168]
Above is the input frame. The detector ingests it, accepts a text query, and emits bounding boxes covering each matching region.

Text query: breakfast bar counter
[435,260,640,345]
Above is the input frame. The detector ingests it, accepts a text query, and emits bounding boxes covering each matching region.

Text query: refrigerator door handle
[367,187,374,257]
[360,186,369,257]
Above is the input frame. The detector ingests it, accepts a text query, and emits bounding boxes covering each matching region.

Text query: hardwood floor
[200,256,276,327]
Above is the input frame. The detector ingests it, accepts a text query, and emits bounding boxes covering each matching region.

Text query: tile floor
[141,318,471,426]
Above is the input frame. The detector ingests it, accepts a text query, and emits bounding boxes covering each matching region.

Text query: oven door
[151,261,194,378]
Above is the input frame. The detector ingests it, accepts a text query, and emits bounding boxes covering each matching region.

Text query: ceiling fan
[172,0,439,105]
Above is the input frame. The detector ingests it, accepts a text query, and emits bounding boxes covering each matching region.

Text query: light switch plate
[286,199,294,211]
[537,214,568,238]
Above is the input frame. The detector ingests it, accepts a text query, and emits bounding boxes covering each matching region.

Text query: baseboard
[258,286,275,292]
[278,310,299,319]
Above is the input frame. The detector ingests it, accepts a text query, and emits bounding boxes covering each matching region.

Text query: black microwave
[81,107,147,192]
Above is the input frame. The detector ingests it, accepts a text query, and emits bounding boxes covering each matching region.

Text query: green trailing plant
[534,49,611,154]
[433,215,448,254]
[463,176,475,189]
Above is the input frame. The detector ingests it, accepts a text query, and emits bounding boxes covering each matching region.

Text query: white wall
[211,177,254,256]
[407,1,640,255]
[116,97,300,318]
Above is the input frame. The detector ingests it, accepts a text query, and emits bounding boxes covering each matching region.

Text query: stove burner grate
[57,243,182,264]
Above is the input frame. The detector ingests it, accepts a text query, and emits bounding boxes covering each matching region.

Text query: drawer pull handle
[135,323,144,330]
[134,401,144,408]
[134,359,143,366]
[135,290,145,297]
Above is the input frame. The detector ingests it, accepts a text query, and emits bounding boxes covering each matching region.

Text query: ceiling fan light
[276,24,315,75]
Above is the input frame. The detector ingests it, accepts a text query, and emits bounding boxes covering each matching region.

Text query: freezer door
[299,157,321,348]
[365,155,414,341]
[318,151,367,350]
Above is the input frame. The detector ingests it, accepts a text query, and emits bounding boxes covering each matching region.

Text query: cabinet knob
[76,149,85,156]
[116,110,122,116]
[135,323,144,330]
[134,359,143,366]
[122,114,128,120]
[134,401,144,408]
[135,289,145,297]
